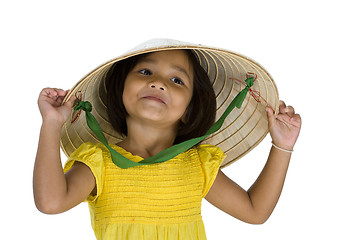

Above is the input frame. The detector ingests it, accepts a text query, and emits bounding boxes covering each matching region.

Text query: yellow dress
[64,142,225,240]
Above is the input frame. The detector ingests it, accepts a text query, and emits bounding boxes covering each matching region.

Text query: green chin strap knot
[73,77,254,169]
[74,101,92,112]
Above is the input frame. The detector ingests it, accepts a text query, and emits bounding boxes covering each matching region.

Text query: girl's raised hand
[38,88,76,127]
[266,101,301,151]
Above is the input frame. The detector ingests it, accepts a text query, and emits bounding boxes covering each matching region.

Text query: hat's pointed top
[125,38,198,53]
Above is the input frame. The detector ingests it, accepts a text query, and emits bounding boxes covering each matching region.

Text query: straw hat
[60,39,279,168]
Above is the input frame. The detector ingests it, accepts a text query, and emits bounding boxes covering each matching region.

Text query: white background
[1,0,360,239]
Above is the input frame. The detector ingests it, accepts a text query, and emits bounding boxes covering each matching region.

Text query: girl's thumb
[266,107,276,127]
[64,94,77,108]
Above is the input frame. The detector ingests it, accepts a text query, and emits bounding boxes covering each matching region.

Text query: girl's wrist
[41,118,64,131]
[271,141,294,154]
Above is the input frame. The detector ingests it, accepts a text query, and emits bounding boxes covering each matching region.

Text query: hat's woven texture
[61,39,279,168]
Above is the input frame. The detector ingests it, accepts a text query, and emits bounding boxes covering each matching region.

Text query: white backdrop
[1,0,360,239]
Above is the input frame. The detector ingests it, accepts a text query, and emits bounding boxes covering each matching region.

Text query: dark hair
[105,50,216,144]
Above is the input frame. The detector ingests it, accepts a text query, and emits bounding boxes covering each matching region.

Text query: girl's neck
[117,120,178,159]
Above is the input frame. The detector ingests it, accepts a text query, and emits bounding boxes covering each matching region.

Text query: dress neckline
[109,144,145,163]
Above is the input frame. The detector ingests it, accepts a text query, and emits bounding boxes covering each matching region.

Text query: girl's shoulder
[192,145,226,198]
[189,144,226,169]
[194,144,226,160]
[68,142,108,159]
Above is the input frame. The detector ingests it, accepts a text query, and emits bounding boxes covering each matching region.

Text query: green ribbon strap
[74,77,254,169]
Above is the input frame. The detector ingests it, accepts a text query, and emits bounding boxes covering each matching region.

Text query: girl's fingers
[39,88,72,109]
[40,88,67,100]
[278,100,296,117]
[278,100,287,113]
[290,113,302,124]
[50,88,66,99]
[55,88,67,96]
[284,105,295,117]
[40,88,56,98]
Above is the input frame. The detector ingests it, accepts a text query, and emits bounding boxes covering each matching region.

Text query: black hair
[105,50,216,144]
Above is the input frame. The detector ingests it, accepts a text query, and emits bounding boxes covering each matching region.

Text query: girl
[34,39,301,239]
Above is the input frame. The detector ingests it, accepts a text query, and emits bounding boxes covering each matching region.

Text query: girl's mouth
[143,96,166,104]
[140,89,169,104]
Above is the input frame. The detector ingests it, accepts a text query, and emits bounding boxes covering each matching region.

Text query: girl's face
[122,50,194,130]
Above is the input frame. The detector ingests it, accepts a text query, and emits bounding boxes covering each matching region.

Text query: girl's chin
[128,112,182,127]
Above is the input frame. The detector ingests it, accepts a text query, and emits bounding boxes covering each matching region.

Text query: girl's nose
[149,79,166,91]
[151,84,165,91]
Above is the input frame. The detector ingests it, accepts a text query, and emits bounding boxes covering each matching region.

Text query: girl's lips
[140,90,169,104]
[143,95,166,104]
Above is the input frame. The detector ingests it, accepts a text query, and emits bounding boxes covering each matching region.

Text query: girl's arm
[205,101,301,224]
[33,88,96,214]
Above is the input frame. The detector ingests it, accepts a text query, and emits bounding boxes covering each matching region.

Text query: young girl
[34,39,301,240]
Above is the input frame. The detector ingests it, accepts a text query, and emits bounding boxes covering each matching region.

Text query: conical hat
[61,39,279,168]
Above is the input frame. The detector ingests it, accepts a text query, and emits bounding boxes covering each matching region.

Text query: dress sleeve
[197,144,226,198]
[63,142,105,202]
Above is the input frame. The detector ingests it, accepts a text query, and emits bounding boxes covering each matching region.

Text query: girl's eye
[139,69,152,75]
[171,77,184,85]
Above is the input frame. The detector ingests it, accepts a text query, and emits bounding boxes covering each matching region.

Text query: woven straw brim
[60,39,279,168]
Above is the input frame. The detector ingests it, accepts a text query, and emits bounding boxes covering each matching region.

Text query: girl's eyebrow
[139,58,192,80]
[171,65,192,81]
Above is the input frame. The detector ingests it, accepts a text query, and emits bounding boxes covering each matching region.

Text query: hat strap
[73,77,254,169]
